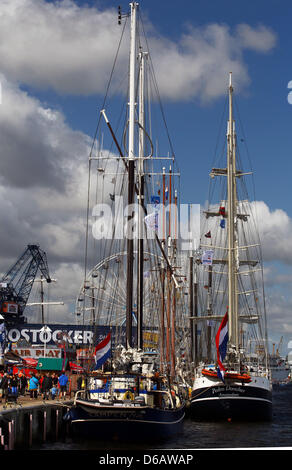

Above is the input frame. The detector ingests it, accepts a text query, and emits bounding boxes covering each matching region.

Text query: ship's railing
[73,388,181,408]
[73,389,89,404]
[150,389,181,409]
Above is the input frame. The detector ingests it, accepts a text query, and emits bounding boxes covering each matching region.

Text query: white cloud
[235,24,276,52]
[149,22,276,101]
[0,1,277,101]
[0,0,122,95]
[0,74,91,189]
[0,73,91,273]
[251,201,292,264]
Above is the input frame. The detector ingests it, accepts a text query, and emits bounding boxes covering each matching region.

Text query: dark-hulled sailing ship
[65,2,186,441]
[189,73,272,421]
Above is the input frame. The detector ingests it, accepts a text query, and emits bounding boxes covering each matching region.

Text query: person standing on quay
[0,373,9,403]
[29,374,39,399]
[58,372,68,399]
[41,373,53,400]
[19,373,27,396]
[10,374,18,397]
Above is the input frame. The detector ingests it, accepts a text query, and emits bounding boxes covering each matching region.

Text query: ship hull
[65,400,185,441]
[190,376,272,421]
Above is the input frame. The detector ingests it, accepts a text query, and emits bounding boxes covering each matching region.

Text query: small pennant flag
[219,206,226,216]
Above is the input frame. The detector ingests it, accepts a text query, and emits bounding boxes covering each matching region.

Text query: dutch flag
[215,309,228,382]
[94,332,111,370]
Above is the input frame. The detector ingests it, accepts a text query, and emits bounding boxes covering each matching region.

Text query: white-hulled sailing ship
[65,2,186,441]
[189,73,272,421]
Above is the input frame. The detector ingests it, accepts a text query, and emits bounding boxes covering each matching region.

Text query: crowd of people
[0,370,69,403]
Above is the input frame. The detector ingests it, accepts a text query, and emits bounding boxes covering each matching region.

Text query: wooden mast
[171,189,178,376]
[227,71,239,352]
[166,165,172,374]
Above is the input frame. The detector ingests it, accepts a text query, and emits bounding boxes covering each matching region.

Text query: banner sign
[7,324,106,347]
[6,324,154,349]
[12,347,62,359]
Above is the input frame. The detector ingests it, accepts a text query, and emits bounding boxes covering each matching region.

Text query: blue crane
[0,244,51,325]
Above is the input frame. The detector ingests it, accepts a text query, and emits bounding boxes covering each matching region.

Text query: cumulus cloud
[0,72,91,287]
[0,0,122,95]
[149,22,276,101]
[0,75,91,190]
[0,0,277,101]
[235,24,276,52]
[251,201,292,264]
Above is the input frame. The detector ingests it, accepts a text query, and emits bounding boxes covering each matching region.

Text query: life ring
[123,390,134,400]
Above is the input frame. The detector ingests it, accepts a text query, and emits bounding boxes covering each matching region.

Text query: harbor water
[36,386,292,452]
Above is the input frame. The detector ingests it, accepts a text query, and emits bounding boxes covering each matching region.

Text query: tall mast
[160,166,166,371]
[137,49,147,350]
[227,72,238,352]
[126,2,138,349]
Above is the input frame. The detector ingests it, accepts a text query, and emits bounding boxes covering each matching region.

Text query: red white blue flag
[215,309,228,382]
[94,332,111,370]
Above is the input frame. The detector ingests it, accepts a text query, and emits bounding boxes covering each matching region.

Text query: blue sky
[0,0,292,355]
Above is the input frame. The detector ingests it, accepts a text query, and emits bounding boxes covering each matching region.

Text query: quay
[0,395,72,450]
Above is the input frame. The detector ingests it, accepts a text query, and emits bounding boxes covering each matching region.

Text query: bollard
[8,421,14,450]
[29,413,33,447]
[11,420,15,450]
[0,427,4,449]
[56,409,59,440]
[43,410,47,441]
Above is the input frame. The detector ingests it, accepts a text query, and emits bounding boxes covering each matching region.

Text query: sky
[0,0,292,355]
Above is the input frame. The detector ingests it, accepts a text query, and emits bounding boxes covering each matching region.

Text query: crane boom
[0,244,51,325]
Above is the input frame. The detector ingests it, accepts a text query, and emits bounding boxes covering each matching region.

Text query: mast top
[229,72,233,93]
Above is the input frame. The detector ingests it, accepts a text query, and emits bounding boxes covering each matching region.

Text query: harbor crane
[0,244,51,325]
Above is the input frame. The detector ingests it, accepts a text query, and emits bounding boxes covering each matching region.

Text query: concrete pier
[0,396,72,450]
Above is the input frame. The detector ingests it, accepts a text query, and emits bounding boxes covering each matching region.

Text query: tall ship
[189,73,272,421]
[65,2,187,440]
